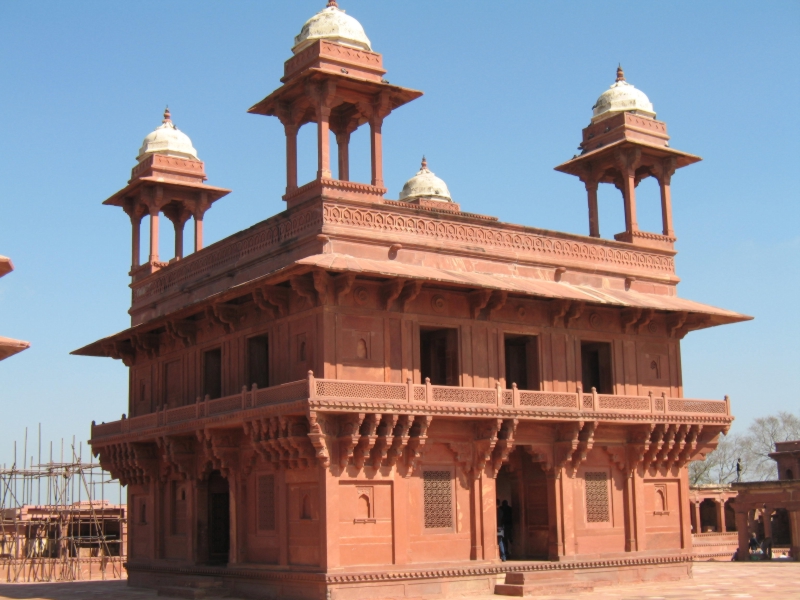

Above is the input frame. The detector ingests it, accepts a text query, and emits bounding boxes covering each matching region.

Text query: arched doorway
[496,448,552,560]
[208,470,230,564]
[699,499,719,532]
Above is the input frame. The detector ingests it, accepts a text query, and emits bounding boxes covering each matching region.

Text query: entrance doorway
[208,470,230,564]
[496,448,552,560]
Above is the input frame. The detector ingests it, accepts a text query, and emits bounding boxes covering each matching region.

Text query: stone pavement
[0,562,798,599]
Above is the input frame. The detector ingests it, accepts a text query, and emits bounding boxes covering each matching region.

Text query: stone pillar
[585,180,600,237]
[370,117,384,188]
[192,215,202,252]
[173,218,184,260]
[659,177,674,237]
[336,132,350,181]
[716,499,727,533]
[317,106,332,180]
[789,509,800,561]
[480,474,497,560]
[763,506,772,539]
[734,510,749,561]
[319,463,339,569]
[693,501,701,534]
[285,124,299,193]
[148,207,160,263]
[621,172,638,234]
[623,472,637,552]
[547,471,564,559]
[130,213,142,269]
[228,473,239,564]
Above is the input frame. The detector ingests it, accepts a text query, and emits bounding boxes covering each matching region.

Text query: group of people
[747,533,773,560]
[496,499,513,561]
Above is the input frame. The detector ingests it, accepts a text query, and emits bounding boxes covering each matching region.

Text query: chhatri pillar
[555,66,701,249]
[102,108,230,277]
[247,0,421,209]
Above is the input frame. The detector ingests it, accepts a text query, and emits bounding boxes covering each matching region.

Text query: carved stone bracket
[564,301,585,328]
[491,419,519,476]
[158,436,197,481]
[621,308,643,334]
[95,442,159,486]
[397,280,424,312]
[380,278,406,310]
[371,413,399,469]
[254,285,290,317]
[131,333,160,360]
[404,415,432,476]
[333,273,357,306]
[353,413,381,470]
[312,270,333,306]
[338,413,366,469]
[569,420,598,475]
[207,303,242,334]
[166,320,197,348]
[469,289,493,319]
[667,311,689,338]
[307,410,332,468]
[290,274,318,307]
[386,415,413,467]
[474,419,502,478]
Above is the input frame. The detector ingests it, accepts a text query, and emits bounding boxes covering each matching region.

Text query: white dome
[591,66,656,123]
[136,108,199,163]
[293,1,372,55]
[399,157,452,203]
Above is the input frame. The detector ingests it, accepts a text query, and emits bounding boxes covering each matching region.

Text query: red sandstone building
[76,3,752,598]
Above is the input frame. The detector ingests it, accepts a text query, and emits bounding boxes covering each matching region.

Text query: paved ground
[0,561,798,599]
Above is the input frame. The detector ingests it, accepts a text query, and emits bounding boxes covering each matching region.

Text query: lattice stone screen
[585,471,610,523]
[258,474,276,531]
[423,470,452,529]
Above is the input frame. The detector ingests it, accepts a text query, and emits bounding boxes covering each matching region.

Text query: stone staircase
[157,578,231,599]
[494,571,595,596]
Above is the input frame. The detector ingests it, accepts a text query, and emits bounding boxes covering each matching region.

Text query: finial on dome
[421,155,427,170]
[163,107,172,124]
[327,0,338,7]
[616,64,625,82]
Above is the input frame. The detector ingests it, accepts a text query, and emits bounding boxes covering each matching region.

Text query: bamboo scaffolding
[0,429,126,583]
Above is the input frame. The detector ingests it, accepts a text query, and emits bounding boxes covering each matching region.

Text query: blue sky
[1,1,798,466]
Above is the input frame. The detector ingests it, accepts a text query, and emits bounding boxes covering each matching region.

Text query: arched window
[356,339,368,359]
[358,494,370,519]
[299,341,307,362]
[140,501,147,525]
[786,469,794,480]
[655,488,666,512]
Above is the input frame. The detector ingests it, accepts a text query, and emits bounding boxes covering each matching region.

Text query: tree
[690,410,800,484]
[689,432,747,485]
[740,411,800,481]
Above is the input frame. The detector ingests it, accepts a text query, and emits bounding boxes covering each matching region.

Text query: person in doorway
[500,500,513,558]
[496,500,507,561]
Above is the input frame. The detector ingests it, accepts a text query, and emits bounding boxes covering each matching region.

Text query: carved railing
[91,372,731,439]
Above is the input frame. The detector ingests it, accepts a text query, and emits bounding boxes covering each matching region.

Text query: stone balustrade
[91,372,730,440]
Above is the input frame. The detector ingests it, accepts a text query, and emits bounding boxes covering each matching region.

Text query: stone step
[157,587,228,599]
[494,580,595,597]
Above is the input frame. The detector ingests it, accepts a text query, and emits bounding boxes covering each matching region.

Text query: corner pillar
[734,510,749,561]
[148,206,160,263]
[316,106,332,180]
[369,116,384,188]
[336,132,351,181]
[658,158,677,237]
[285,124,299,193]
[586,180,600,237]
[127,209,143,270]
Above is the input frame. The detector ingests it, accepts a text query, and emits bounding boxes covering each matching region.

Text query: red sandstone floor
[0,562,797,599]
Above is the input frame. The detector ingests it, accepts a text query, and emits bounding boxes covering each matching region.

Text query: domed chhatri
[293,1,372,55]
[591,66,655,124]
[399,157,452,203]
[136,108,199,163]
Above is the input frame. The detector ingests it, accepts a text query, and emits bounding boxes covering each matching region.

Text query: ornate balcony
[91,372,731,442]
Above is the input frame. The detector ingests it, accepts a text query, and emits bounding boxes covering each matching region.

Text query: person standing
[500,500,513,558]
[496,500,507,561]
